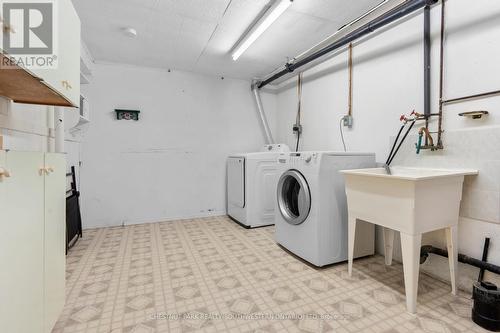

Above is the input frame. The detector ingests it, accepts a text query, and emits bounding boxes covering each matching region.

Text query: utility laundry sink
[342,166,478,181]
[340,166,478,313]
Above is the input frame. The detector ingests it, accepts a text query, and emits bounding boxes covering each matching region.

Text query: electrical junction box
[343,115,353,128]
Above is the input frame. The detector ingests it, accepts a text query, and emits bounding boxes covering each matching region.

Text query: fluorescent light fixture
[232,0,292,61]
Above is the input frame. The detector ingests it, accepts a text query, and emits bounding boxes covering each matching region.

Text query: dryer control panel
[261,144,290,153]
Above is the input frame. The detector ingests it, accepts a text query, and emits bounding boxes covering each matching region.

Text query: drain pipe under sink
[420,245,500,275]
[251,81,275,145]
[421,240,500,331]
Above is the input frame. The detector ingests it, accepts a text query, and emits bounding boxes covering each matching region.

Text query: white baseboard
[83,211,227,230]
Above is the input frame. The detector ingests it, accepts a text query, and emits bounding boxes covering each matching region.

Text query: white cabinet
[0,151,66,333]
[31,0,81,107]
[43,153,66,333]
[0,151,45,333]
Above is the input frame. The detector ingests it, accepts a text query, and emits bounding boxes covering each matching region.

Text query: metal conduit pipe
[251,81,275,144]
[257,0,439,89]
[264,0,410,84]
[437,0,446,148]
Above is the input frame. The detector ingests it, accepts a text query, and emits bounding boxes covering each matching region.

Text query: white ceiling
[73,0,382,80]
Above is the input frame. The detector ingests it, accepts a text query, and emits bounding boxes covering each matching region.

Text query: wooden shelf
[0,53,74,107]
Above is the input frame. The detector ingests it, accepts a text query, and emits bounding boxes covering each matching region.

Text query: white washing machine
[275,152,376,267]
[227,144,290,228]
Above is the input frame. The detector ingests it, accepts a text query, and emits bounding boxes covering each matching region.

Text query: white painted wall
[80,63,277,229]
[274,0,500,288]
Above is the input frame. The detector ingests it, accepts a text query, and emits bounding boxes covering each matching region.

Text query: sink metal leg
[348,217,357,277]
[445,226,458,295]
[383,227,395,266]
[400,232,422,314]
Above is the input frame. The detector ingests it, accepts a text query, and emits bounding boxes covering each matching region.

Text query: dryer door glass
[277,170,311,225]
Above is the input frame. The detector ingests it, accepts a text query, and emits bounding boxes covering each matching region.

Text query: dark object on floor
[66,166,83,254]
[472,238,499,331]
[473,281,500,331]
[420,239,500,330]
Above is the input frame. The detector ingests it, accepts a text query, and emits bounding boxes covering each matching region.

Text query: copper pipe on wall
[424,4,431,146]
[419,127,434,147]
[348,43,353,117]
[419,0,445,151]
[443,89,500,105]
[437,0,446,149]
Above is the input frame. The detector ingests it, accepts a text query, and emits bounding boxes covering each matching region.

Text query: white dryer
[227,144,290,228]
[275,152,375,267]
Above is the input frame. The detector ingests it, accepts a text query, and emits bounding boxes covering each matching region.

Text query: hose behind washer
[295,74,303,152]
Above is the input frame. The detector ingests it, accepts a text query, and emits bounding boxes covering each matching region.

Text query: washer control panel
[277,152,318,166]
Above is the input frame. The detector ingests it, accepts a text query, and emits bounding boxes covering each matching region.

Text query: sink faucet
[416,127,434,154]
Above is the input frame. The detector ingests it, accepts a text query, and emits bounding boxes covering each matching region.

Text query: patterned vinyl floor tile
[53,216,489,333]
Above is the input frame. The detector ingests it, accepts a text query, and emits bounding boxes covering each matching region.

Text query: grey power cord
[339,116,347,152]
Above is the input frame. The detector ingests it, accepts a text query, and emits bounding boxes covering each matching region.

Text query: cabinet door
[57,0,81,106]
[44,153,66,333]
[0,152,6,256]
[31,0,81,106]
[0,151,45,333]
[0,151,5,326]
